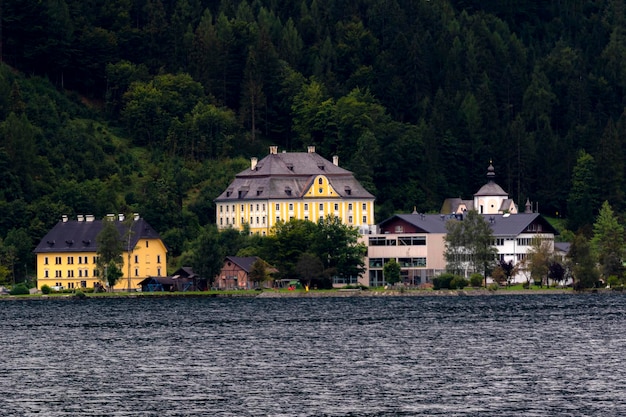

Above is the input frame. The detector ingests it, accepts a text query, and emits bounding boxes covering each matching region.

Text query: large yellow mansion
[215,146,375,234]
[33,214,167,291]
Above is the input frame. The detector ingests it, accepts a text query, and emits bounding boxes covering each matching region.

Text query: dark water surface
[1,294,625,416]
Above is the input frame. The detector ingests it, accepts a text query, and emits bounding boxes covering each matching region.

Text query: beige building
[215,146,375,235]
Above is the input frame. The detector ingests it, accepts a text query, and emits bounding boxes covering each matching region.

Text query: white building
[361,163,558,286]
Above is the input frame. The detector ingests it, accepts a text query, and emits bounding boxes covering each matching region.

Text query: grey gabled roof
[380,213,558,236]
[225,256,260,273]
[215,151,374,201]
[33,217,163,254]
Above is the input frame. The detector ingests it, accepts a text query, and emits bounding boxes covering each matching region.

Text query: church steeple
[486,160,496,183]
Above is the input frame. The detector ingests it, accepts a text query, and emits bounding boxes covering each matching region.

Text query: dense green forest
[1,0,625,282]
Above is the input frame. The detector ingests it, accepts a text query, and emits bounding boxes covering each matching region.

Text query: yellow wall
[36,238,167,291]
[216,175,374,234]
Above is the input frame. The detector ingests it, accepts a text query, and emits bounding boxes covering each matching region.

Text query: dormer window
[226,189,233,197]
[345,186,352,195]
[285,186,292,196]
[318,164,325,170]
[286,163,294,171]
[256,187,264,196]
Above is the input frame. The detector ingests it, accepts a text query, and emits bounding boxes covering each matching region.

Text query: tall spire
[486,160,496,183]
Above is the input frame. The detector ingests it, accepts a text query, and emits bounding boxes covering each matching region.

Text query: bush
[433,273,456,290]
[41,284,51,294]
[74,290,87,299]
[469,274,484,287]
[607,276,620,288]
[487,283,499,292]
[450,277,469,289]
[9,283,30,295]
[522,281,530,289]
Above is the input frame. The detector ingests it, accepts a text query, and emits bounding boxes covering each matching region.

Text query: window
[241,204,244,211]
[369,258,383,268]
[81,281,87,288]
[250,217,253,224]
[289,203,294,211]
[348,203,353,211]
[250,204,253,211]
[334,203,339,211]
[363,216,367,224]
[146,240,149,248]
[319,203,324,211]
[157,255,161,263]
[398,236,426,246]
[220,218,223,225]
[304,203,308,211]
[93,256,98,264]
[241,217,244,224]
[369,237,386,246]
[232,205,235,212]
[220,205,223,213]
[135,255,139,263]
[67,270,74,278]
[67,256,74,265]
[44,270,49,278]
[84,270,89,278]
[256,217,259,224]
[55,270,62,278]
[262,204,265,211]
[135,268,139,276]
[157,268,161,276]
[276,203,280,211]
[226,205,229,212]
[256,204,259,211]
[276,216,280,223]
[226,217,230,224]
[363,203,367,211]
[318,178,323,184]
[349,216,353,223]
[44,257,49,265]
[55,257,61,265]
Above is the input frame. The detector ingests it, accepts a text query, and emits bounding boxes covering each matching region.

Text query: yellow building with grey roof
[215,146,375,235]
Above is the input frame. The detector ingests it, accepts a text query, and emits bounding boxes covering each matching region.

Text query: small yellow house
[33,214,167,291]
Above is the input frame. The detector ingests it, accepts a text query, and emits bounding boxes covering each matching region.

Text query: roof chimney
[133,213,140,221]
[308,146,315,153]
[62,215,68,223]
[269,146,278,154]
[77,215,84,222]
[251,157,258,171]
[86,215,95,222]
[333,155,339,166]
[118,213,125,222]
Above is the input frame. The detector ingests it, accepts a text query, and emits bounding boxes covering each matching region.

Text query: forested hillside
[1,0,625,281]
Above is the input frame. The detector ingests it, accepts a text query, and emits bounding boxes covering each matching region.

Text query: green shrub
[41,284,51,294]
[9,283,30,295]
[522,282,530,289]
[74,290,87,299]
[487,282,499,292]
[433,273,456,290]
[450,277,469,289]
[469,274,484,287]
[607,276,620,288]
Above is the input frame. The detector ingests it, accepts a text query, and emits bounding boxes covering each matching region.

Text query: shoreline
[1,288,619,301]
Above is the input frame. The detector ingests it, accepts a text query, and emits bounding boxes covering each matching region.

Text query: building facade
[215,146,375,235]
[362,163,557,287]
[34,214,167,291]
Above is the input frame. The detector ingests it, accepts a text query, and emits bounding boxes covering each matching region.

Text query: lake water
[1,294,625,416]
